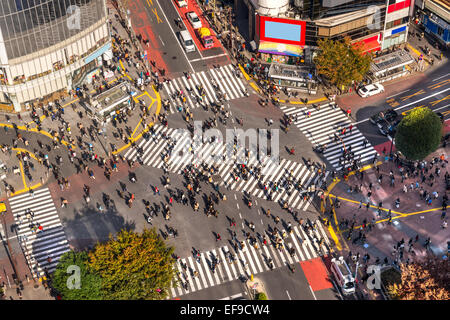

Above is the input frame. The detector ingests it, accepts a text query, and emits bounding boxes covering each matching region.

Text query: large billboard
[259,16,306,46]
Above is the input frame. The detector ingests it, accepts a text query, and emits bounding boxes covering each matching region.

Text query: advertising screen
[259,16,306,46]
[264,21,302,42]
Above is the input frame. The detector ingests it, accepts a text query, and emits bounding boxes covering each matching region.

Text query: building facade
[238,0,413,64]
[415,0,450,47]
[0,0,112,112]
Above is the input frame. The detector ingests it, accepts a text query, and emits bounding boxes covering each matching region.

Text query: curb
[237,64,330,106]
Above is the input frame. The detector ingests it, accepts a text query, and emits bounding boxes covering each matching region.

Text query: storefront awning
[258,41,303,57]
[359,38,381,53]
[84,42,112,64]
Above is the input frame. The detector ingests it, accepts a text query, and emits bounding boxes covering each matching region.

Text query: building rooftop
[268,62,315,81]
[314,7,380,27]
[370,50,414,75]
[87,81,135,117]
[431,0,450,10]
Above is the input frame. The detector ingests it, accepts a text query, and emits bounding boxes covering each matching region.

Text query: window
[437,26,444,37]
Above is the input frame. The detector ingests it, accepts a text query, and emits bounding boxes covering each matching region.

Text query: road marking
[433,73,450,81]
[155,0,194,72]
[158,35,165,46]
[189,53,228,62]
[239,213,242,219]
[428,79,450,89]
[399,89,425,102]
[168,0,203,59]
[236,203,239,209]
[430,94,450,106]
[434,103,450,111]
[151,8,162,24]
[327,224,342,251]
[286,290,292,300]
[386,89,410,99]
[309,285,317,300]
[18,161,27,190]
[355,87,450,125]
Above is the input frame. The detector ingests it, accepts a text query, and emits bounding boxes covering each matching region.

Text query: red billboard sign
[259,15,306,46]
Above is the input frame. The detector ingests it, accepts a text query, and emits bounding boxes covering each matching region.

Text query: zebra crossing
[124,124,327,211]
[8,187,70,277]
[162,64,247,114]
[169,220,331,299]
[281,103,378,170]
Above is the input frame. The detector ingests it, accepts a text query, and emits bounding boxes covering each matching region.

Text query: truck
[330,256,356,295]
[196,27,214,49]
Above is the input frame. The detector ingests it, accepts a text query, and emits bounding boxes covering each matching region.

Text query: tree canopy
[51,229,176,300]
[87,228,176,300]
[395,107,442,160]
[255,292,268,300]
[52,250,103,300]
[387,255,449,300]
[313,36,372,88]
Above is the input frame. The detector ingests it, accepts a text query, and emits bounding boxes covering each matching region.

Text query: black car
[370,109,398,125]
[379,119,401,136]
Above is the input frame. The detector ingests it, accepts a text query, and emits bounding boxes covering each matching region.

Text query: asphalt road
[134,0,229,76]
[256,266,339,300]
[350,61,450,149]
[61,94,324,255]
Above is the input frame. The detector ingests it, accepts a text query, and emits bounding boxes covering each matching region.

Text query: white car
[358,83,385,98]
[186,11,202,29]
[176,0,187,7]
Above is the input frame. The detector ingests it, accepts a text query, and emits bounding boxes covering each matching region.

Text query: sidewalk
[2,280,54,300]
[195,0,329,107]
[0,0,161,160]
[406,22,448,69]
[322,146,449,276]
[246,276,269,300]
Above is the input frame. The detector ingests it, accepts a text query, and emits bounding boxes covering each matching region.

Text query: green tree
[52,250,103,300]
[255,292,268,300]
[314,36,372,88]
[88,229,176,300]
[395,107,442,160]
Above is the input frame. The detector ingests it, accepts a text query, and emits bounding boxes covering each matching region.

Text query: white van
[179,30,195,53]
[331,256,356,295]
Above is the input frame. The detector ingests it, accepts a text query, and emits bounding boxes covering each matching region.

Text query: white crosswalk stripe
[125,124,326,211]
[281,103,378,170]
[8,187,70,277]
[162,64,246,114]
[169,220,330,298]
